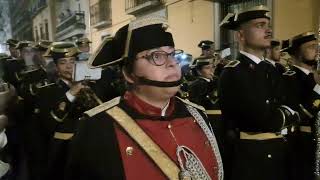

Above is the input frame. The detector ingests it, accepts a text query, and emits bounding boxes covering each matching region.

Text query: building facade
[88,0,320,58]
[54,0,90,41]
[9,0,33,41]
[31,0,56,41]
[0,0,12,53]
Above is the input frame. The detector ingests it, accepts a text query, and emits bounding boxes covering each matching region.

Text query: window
[125,0,162,15]
[90,0,111,27]
[34,26,39,41]
[39,23,44,40]
[44,19,49,40]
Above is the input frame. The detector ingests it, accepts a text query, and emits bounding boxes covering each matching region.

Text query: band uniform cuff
[313,84,320,95]
[66,91,76,102]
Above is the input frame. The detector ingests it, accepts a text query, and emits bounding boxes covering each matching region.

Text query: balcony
[56,11,86,41]
[30,0,47,17]
[90,0,112,29]
[125,0,163,15]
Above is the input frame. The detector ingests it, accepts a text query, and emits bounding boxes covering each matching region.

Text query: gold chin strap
[106,106,180,180]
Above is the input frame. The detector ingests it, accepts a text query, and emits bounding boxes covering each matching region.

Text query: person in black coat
[219,5,299,180]
[189,55,217,109]
[36,42,98,180]
[188,55,226,168]
[65,16,224,180]
[284,31,319,180]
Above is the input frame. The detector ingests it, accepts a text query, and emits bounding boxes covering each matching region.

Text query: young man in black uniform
[219,5,299,180]
[37,42,98,180]
[286,31,319,180]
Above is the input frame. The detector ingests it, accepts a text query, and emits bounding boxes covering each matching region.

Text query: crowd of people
[0,4,319,180]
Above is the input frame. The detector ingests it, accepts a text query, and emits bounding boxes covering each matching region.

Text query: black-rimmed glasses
[138,49,184,66]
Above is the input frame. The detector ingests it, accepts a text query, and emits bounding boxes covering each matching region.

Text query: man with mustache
[285,32,319,180]
[65,16,223,180]
[219,5,299,180]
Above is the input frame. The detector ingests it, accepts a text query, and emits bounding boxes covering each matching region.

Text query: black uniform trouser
[46,138,71,180]
[294,132,315,180]
[230,138,291,180]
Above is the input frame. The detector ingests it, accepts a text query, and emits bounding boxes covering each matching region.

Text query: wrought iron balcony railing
[30,0,47,17]
[56,11,86,34]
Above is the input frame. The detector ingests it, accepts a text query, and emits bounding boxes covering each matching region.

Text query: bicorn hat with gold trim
[271,39,280,47]
[75,37,92,46]
[220,5,271,30]
[280,39,290,52]
[15,41,35,50]
[286,31,317,55]
[6,39,19,48]
[198,40,214,50]
[88,15,175,68]
[44,42,81,63]
[191,55,214,69]
[34,40,53,51]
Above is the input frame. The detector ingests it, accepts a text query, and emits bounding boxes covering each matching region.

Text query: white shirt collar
[293,65,311,75]
[265,58,276,67]
[240,51,263,64]
[161,100,170,117]
[61,79,72,87]
[199,77,211,82]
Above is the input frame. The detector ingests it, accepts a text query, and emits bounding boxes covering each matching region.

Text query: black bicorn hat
[198,40,214,50]
[6,39,19,48]
[33,40,53,51]
[271,39,280,47]
[15,41,35,50]
[88,16,175,68]
[220,5,271,30]
[280,39,290,52]
[43,42,81,64]
[190,55,214,69]
[286,31,317,55]
[75,38,92,46]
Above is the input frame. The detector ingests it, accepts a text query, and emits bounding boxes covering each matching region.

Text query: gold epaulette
[175,96,206,112]
[283,70,296,76]
[224,60,240,68]
[85,96,121,117]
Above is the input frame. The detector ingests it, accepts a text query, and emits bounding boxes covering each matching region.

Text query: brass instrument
[76,81,103,109]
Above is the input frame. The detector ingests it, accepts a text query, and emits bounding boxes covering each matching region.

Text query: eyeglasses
[138,49,184,66]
